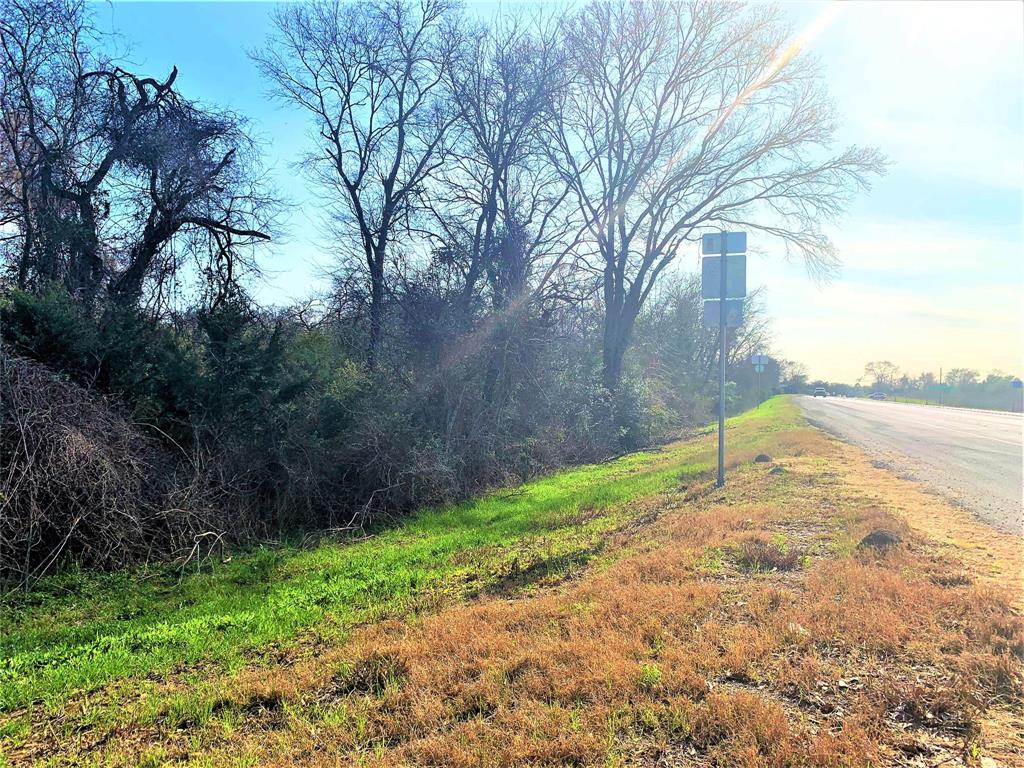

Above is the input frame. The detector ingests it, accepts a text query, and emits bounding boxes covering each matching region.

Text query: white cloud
[864,118,1023,191]
[828,221,1021,275]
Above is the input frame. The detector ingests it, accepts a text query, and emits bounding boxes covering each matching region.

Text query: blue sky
[97,1,1023,382]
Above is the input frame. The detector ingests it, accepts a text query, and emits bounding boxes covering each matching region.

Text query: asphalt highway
[797,396,1023,534]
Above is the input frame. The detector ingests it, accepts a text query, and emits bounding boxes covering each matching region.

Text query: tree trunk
[602,285,643,393]
[67,197,103,302]
[482,227,528,405]
[461,185,500,317]
[16,215,32,289]
[602,316,629,392]
[367,250,385,369]
[109,211,176,306]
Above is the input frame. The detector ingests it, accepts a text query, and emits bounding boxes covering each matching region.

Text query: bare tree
[107,92,275,309]
[433,15,575,316]
[417,14,585,410]
[0,0,274,308]
[548,1,884,391]
[780,358,808,392]
[255,0,461,366]
[0,0,106,294]
[728,287,772,367]
[864,360,900,390]
[637,274,771,394]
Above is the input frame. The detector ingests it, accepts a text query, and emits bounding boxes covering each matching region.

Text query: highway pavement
[797,396,1023,534]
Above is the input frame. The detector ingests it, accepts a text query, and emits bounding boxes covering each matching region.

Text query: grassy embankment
[2,397,1022,767]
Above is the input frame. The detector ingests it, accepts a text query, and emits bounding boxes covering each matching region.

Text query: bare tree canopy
[547,1,885,390]
[255,0,462,364]
[255,0,883,390]
[436,15,576,315]
[0,0,275,311]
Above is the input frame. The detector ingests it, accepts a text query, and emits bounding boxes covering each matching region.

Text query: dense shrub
[1,288,205,445]
[0,351,196,584]
[0,276,763,583]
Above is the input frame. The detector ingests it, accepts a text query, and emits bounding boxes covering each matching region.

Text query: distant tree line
[807,361,1022,412]
[0,0,880,584]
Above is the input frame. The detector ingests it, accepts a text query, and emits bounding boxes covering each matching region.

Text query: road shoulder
[826,436,1023,605]
[797,395,1024,535]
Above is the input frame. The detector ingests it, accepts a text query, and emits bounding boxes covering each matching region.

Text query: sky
[95,0,1024,383]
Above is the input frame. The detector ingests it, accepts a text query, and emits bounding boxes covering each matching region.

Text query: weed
[0,400,760,711]
[929,570,972,588]
[637,663,663,691]
[884,680,980,737]
[333,651,408,696]
[734,535,803,572]
[3,397,1021,767]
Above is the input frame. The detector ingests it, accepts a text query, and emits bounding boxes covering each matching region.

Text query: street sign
[702,230,748,491]
[702,231,747,255]
[703,299,743,328]
[752,354,766,406]
[700,255,747,299]
[928,383,952,392]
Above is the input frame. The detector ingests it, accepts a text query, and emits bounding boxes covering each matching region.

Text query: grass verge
[2,396,1021,767]
[0,399,796,714]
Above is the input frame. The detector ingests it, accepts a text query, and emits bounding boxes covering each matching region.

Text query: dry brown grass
[733,535,804,573]
[4,419,1022,767]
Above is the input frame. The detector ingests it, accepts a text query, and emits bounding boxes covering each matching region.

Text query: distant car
[869,392,887,400]
[812,387,828,397]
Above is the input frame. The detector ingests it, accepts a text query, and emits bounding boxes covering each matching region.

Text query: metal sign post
[752,354,768,406]
[701,231,747,488]
[718,236,727,488]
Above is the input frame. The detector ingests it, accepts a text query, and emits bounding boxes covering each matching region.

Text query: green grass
[0,397,797,714]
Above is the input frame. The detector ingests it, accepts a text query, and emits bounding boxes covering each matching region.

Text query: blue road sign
[701,255,747,299]
[701,232,747,254]
[703,299,744,328]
